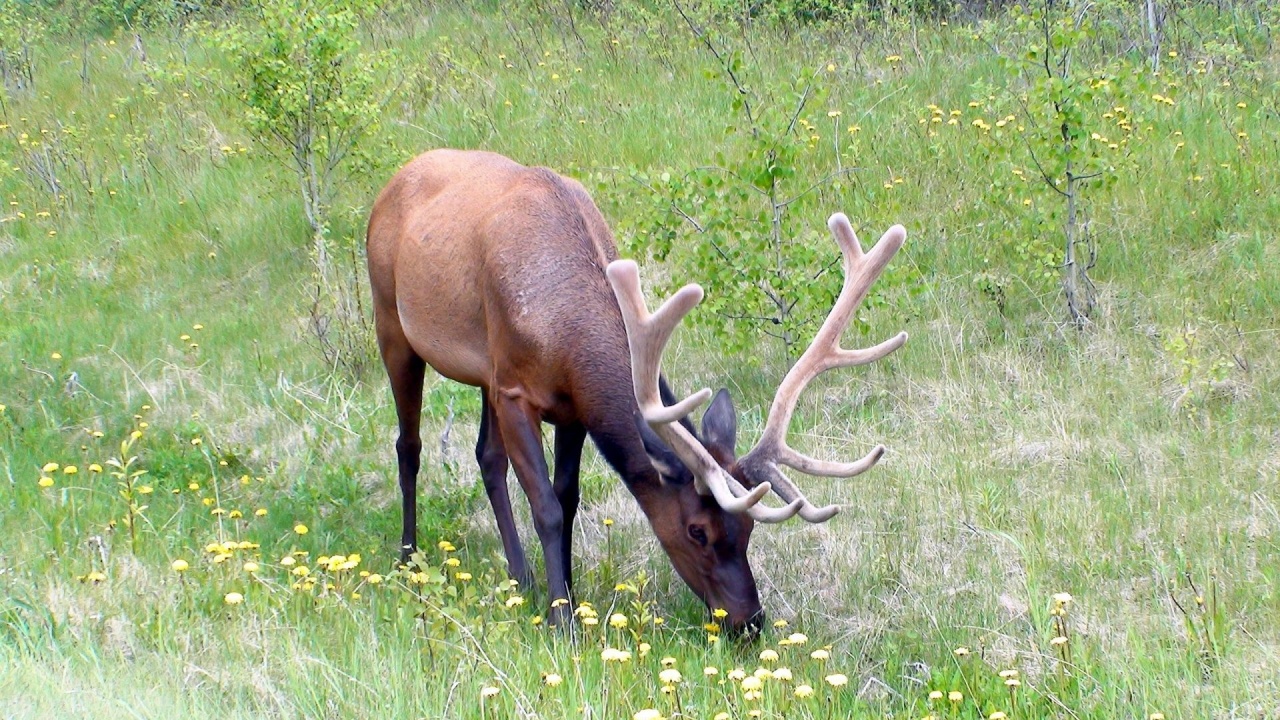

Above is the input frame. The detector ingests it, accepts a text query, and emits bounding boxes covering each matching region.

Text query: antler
[606,261,802,521]
[736,214,908,522]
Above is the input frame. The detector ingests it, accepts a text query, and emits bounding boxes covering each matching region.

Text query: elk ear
[636,414,692,484]
[701,388,738,456]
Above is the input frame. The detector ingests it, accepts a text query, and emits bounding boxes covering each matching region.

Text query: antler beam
[737,214,908,522]
[606,261,804,521]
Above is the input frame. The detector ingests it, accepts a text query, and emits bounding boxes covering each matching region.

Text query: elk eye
[687,524,709,547]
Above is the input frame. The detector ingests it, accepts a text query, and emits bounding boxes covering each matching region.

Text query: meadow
[1,1,1278,718]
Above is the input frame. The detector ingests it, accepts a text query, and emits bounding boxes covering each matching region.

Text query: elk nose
[726,608,765,640]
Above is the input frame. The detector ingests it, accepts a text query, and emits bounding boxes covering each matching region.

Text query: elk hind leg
[378,329,426,563]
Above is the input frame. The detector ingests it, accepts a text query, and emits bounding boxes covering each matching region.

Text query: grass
[1,2,1279,718]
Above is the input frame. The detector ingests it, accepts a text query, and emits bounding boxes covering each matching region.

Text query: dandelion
[1004,678,1021,688]
[38,476,54,488]
[445,557,460,567]
[949,691,963,702]
[1053,592,1072,605]
[1150,714,1165,720]
[741,676,763,692]
[243,562,259,573]
[989,713,1008,720]
[795,684,815,698]
[728,668,747,681]
[810,649,830,661]
[712,607,728,619]
[456,572,472,581]
[704,666,719,676]
[773,667,793,681]
[480,686,499,698]
[754,667,773,680]
[294,524,308,535]
[609,613,628,628]
[172,559,189,572]
[929,691,943,700]
[1050,636,1068,647]
[42,463,59,473]
[544,673,563,687]
[506,595,525,608]
[51,352,62,360]
[633,710,663,720]
[255,508,267,517]
[772,619,788,629]
[787,632,808,644]
[224,592,244,605]
[601,648,632,663]
[659,669,683,685]
[954,646,971,657]
[825,673,849,688]
[63,465,78,475]
[83,571,106,583]
[759,649,779,662]
[998,669,1019,679]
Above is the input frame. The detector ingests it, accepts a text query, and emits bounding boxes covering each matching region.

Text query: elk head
[607,213,908,632]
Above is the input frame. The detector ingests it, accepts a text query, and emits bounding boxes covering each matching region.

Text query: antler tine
[606,260,777,516]
[739,215,908,523]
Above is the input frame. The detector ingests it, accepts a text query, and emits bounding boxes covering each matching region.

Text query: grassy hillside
[1,2,1277,718]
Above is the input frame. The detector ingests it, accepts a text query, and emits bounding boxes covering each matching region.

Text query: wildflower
[1050,636,1068,646]
[949,691,963,702]
[929,691,943,700]
[727,668,747,681]
[1150,714,1165,720]
[444,557,460,567]
[609,613,628,628]
[661,657,677,668]
[63,465,78,475]
[43,463,60,473]
[456,572,472,581]
[367,574,384,584]
[638,642,651,658]
[480,686,499,698]
[773,667,793,681]
[1053,592,1072,605]
[825,674,848,688]
[38,477,54,488]
[601,648,632,663]
[224,592,244,605]
[990,713,1008,720]
[293,524,309,535]
[754,667,773,680]
[292,566,310,577]
[703,666,719,676]
[954,646,971,657]
[603,518,614,526]
[741,676,763,692]
[506,595,525,608]
[659,669,683,685]
[51,353,62,360]
[810,649,830,661]
[827,110,842,118]
[1004,678,1021,688]
[544,673,563,687]
[794,684,815,698]
[787,632,808,644]
[759,648,779,663]
[712,607,728,619]
[633,710,663,720]
[83,571,106,583]
[255,508,267,517]
[772,619,789,629]
[172,559,189,572]
[998,669,1019,679]
[243,562,259,573]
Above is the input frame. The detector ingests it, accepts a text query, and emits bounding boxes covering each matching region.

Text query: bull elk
[366,149,907,631]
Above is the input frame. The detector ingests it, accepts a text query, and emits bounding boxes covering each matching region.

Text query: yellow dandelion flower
[990,713,1008,720]
[1005,678,1021,688]
[367,574,384,584]
[794,684,815,698]
[84,571,106,583]
[609,613,628,628]
[38,476,54,488]
[741,676,763,692]
[480,686,499,699]
[1053,592,1072,604]
[929,690,944,700]
[633,710,663,720]
[810,649,830,661]
[42,462,60,473]
[949,691,963,702]
[255,508,267,517]
[505,595,525,608]
[542,672,562,686]
[224,592,244,605]
[51,352,62,360]
[603,518,614,526]
[712,607,728,619]
[999,669,1019,678]
[788,632,808,644]
[445,557,460,567]
[171,559,189,572]
[704,666,719,676]
[660,657,677,668]
[773,667,793,681]
[759,649,779,662]
[825,673,848,688]
[772,619,789,628]
[243,562,259,573]
[293,524,308,535]
[754,667,773,680]
[659,669,683,684]
[63,465,78,475]
[727,668,747,681]
[1150,714,1165,720]
[954,647,971,657]
[455,572,472,581]
[1051,636,1068,646]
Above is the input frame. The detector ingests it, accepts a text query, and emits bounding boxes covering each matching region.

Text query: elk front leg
[378,331,426,563]
[492,390,572,627]
[552,422,586,593]
[476,393,532,587]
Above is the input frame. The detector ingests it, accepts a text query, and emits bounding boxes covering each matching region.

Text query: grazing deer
[367,149,906,631]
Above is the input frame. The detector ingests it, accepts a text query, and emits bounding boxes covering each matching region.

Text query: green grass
[2,3,1279,718]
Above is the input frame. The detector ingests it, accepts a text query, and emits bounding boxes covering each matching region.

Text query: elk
[366,149,906,631]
